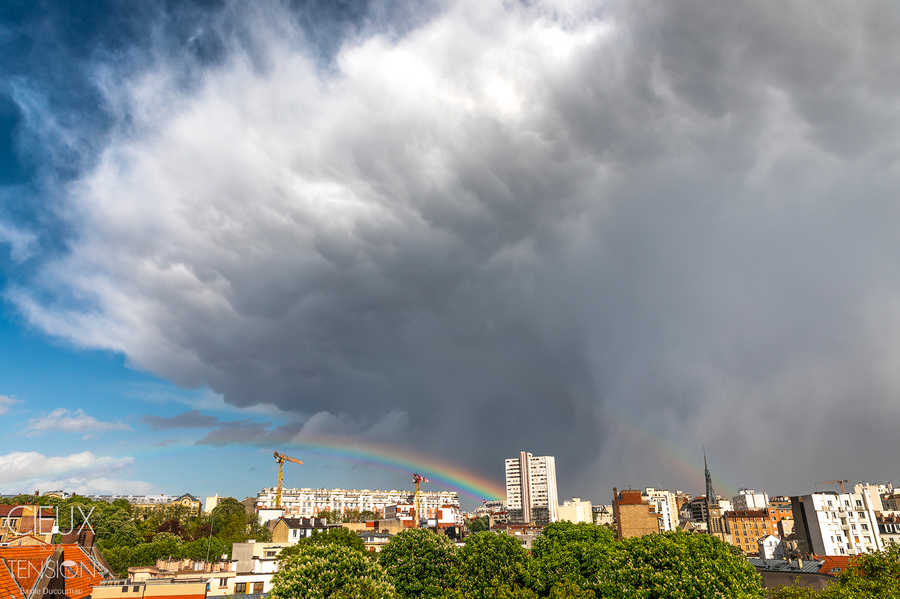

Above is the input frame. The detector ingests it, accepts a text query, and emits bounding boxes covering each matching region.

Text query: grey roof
[747,558,824,573]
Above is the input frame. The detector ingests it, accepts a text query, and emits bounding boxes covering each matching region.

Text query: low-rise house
[357,531,392,552]
[491,524,543,550]
[0,543,111,599]
[94,578,207,599]
[270,517,329,544]
[0,505,56,544]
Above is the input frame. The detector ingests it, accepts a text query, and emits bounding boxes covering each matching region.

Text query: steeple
[704,450,717,507]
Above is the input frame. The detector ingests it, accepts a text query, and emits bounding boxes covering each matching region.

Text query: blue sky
[3,0,900,506]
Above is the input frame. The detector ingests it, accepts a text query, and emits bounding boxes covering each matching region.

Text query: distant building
[725,510,779,555]
[733,489,769,511]
[876,515,900,545]
[791,492,882,556]
[758,535,786,560]
[0,505,56,544]
[557,498,592,524]
[613,488,660,539]
[854,483,894,513]
[592,505,614,526]
[643,488,678,532]
[205,495,221,514]
[270,517,329,544]
[505,452,559,525]
[701,454,727,541]
[255,487,460,520]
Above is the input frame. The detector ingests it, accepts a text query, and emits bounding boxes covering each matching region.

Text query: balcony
[837,511,848,518]
[841,525,850,530]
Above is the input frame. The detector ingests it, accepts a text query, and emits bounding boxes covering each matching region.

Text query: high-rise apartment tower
[505,452,558,525]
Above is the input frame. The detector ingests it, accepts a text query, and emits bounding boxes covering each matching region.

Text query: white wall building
[644,488,678,532]
[558,498,592,524]
[733,489,769,511]
[505,452,558,524]
[256,487,459,519]
[758,535,785,560]
[854,483,894,514]
[792,492,882,556]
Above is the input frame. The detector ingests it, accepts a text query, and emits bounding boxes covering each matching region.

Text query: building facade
[613,488,660,539]
[557,498,593,524]
[255,487,459,519]
[505,452,558,525]
[791,492,882,556]
[733,489,769,511]
[726,510,779,555]
[644,488,678,532]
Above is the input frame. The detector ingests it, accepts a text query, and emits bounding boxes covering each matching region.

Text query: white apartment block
[854,482,894,513]
[505,452,558,525]
[644,488,678,532]
[256,487,459,519]
[792,492,882,556]
[733,489,769,511]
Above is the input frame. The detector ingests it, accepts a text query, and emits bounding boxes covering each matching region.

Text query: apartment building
[726,510,779,555]
[733,489,769,511]
[557,498,592,524]
[255,487,459,519]
[644,488,678,532]
[792,492,882,556]
[613,488,660,539]
[505,452,559,525]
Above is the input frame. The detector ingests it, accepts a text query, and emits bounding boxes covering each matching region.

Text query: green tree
[467,517,489,533]
[278,527,366,561]
[269,544,397,599]
[450,532,532,599]
[378,528,457,599]
[211,497,249,540]
[529,521,616,594]
[318,509,345,524]
[596,532,764,599]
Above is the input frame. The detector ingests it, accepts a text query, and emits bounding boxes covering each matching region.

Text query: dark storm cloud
[5,0,900,499]
[195,420,304,447]
[140,409,220,429]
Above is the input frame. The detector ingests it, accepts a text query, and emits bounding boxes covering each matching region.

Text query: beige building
[613,488,660,539]
[505,452,559,525]
[558,498,593,524]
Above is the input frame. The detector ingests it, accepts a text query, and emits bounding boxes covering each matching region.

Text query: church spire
[704,450,718,507]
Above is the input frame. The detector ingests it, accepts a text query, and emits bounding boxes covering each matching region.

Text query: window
[253,582,264,593]
[827,501,833,507]
[219,579,227,588]
[858,512,866,519]
[121,587,128,593]
[235,583,247,594]
[861,524,869,531]
[856,500,862,507]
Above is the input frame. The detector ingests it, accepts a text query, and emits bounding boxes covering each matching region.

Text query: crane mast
[413,473,428,528]
[274,451,303,509]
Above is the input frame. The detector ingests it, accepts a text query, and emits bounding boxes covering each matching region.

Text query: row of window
[234,582,265,594]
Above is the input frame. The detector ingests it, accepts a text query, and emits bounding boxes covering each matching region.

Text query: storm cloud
[5,0,900,497]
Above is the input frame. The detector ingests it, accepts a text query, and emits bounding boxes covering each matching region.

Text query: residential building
[205,495,221,513]
[791,492,882,556]
[643,488,678,531]
[505,452,559,525]
[592,505,614,526]
[0,543,110,599]
[255,487,459,520]
[882,493,900,512]
[733,489,769,511]
[613,488,660,539]
[557,498,592,524]
[854,483,893,513]
[493,523,544,550]
[877,515,900,545]
[725,510,779,555]
[0,505,56,544]
[128,558,236,596]
[93,580,207,599]
[270,517,330,544]
[758,535,786,559]
[81,493,202,514]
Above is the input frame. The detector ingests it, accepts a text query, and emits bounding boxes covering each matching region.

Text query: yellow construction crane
[274,451,303,509]
[820,479,849,494]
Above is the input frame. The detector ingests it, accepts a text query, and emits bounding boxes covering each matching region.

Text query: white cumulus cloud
[0,450,153,495]
[25,408,131,437]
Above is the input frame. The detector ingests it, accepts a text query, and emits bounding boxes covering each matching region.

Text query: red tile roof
[0,506,55,518]
[815,556,852,576]
[0,544,109,599]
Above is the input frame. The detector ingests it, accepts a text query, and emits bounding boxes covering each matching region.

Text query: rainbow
[279,436,505,502]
